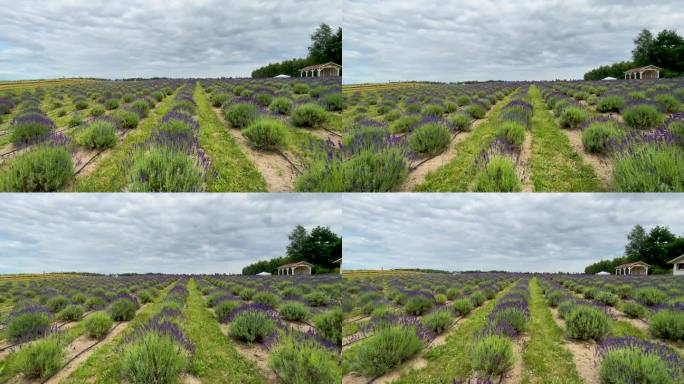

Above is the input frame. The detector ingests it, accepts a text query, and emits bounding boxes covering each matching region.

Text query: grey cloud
[0,0,341,79]
[0,194,341,274]
[341,194,684,273]
[343,0,684,83]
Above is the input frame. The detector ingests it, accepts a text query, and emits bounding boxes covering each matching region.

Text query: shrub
[473,155,521,192]
[291,104,328,128]
[634,287,667,306]
[471,335,514,378]
[68,114,83,127]
[546,291,564,307]
[255,92,274,107]
[89,104,105,117]
[46,295,69,313]
[7,311,50,341]
[74,99,89,110]
[423,309,452,333]
[452,298,474,316]
[404,295,434,316]
[293,84,309,94]
[654,94,682,113]
[206,291,227,307]
[457,95,471,106]
[210,93,229,107]
[12,335,65,379]
[559,107,589,129]
[10,116,54,144]
[596,291,619,306]
[77,120,117,149]
[85,296,106,310]
[557,300,575,319]
[422,104,445,117]
[628,91,646,100]
[649,310,684,341]
[268,334,341,384]
[269,97,293,115]
[121,332,188,384]
[279,301,310,322]
[622,105,664,129]
[450,113,471,131]
[599,346,680,384]
[305,291,329,307]
[130,100,150,117]
[320,93,345,111]
[57,305,85,321]
[493,307,527,334]
[215,300,240,323]
[352,326,422,376]
[84,312,113,339]
[612,145,684,192]
[129,147,202,192]
[228,310,275,343]
[446,288,462,301]
[494,121,526,147]
[239,287,256,300]
[104,98,119,110]
[389,115,421,134]
[596,96,625,112]
[466,104,486,119]
[252,292,278,308]
[582,122,621,153]
[225,103,259,128]
[407,123,451,155]
[470,291,487,307]
[621,302,647,319]
[110,298,137,321]
[241,118,288,149]
[565,305,611,340]
[314,308,342,345]
[114,109,140,129]
[434,294,447,304]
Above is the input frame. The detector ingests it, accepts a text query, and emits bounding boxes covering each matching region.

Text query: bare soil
[549,308,600,384]
[519,132,533,192]
[501,335,529,384]
[561,128,612,187]
[402,131,469,191]
[232,342,279,383]
[212,107,295,192]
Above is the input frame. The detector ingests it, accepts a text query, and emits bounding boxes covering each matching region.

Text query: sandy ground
[309,128,343,147]
[213,107,296,192]
[402,131,470,191]
[501,335,529,384]
[549,308,600,384]
[561,128,612,187]
[232,342,279,383]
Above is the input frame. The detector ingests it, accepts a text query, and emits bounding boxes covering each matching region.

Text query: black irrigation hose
[321,127,342,138]
[408,132,460,171]
[275,148,303,176]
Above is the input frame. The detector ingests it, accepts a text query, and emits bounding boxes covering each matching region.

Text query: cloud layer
[343,0,684,83]
[0,0,340,80]
[0,194,341,274]
[342,194,684,273]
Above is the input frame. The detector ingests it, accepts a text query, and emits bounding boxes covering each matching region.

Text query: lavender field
[0,273,342,383]
[341,78,684,192]
[0,77,343,192]
[340,271,684,384]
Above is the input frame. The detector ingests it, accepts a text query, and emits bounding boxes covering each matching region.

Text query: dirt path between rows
[212,107,296,192]
[561,128,612,187]
[217,324,279,383]
[519,133,533,192]
[308,128,342,147]
[549,308,600,384]
[501,335,529,384]
[401,131,470,191]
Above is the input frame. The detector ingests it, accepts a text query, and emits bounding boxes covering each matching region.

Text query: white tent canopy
[596,271,611,275]
[256,271,272,275]
[274,74,290,78]
[602,77,617,80]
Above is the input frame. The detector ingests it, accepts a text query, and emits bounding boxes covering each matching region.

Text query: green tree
[640,226,677,268]
[286,225,309,260]
[649,29,684,73]
[301,226,342,268]
[632,29,654,66]
[308,24,342,64]
[625,224,647,260]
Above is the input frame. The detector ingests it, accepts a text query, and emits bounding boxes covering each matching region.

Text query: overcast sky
[343,0,684,83]
[0,194,341,274]
[0,0,340,80]
[342,194,684,273]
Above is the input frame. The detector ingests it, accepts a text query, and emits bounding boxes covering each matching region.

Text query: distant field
[342,82,427,93]
[341,269,426,277]
[0,273,79,281]
[0,78,100,90]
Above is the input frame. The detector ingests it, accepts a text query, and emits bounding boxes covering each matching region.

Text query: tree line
[584,29,684,80]
[585,225,684,275]
[251,24,342,78]
[242,225,342,275]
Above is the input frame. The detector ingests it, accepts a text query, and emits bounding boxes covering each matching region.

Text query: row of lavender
[198,275,342,383]
[0,80,183,191]
[539,79,683,191]
[342,272,516,378]
[321,83,518,191]
[539,277,684,383]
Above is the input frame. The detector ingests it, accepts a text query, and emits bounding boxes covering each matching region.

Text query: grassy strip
[194,83,268,192]
[413,91,519,191]
[182,279,267,383]
[521,278,583,384]
[61,282,176,383]
[391,283,515,383]
[528,85,603,191]
[69,91,178,191]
